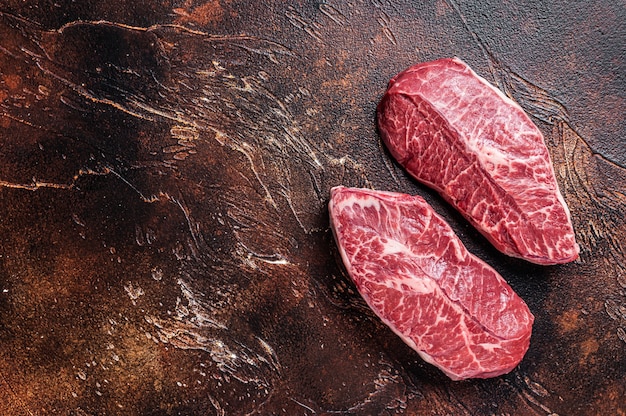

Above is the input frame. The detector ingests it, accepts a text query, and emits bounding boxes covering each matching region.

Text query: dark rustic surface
[0,1,624,415]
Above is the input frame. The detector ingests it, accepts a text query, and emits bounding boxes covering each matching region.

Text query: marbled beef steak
[377,58,579,265]
[329,186,534,380]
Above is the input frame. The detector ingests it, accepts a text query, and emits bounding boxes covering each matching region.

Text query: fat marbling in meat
[329,186,534,380]
[377,57,579,265]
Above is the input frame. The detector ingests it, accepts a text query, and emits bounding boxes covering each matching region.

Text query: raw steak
[329,186,534,380]
[377,57,579,265]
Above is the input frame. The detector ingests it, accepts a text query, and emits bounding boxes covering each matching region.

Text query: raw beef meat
[377,57,579,265]
[329,186,534,380]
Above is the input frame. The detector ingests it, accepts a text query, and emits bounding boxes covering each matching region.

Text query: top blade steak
[377,57,579,265]
[329,186,534,380]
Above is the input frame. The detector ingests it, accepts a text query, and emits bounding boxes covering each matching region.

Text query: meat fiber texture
[377,57,579,265]
[329,186,534,380]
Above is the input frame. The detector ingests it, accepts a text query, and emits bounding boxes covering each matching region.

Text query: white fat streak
[258,257,291,265]
[475,342,502,352]
[476,144,511,167]
[380,238,412,256]
[396,272,438,294]
[338,192,382,212]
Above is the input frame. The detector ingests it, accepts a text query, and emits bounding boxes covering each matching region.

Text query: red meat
[377,57,579,265]
[329,186,534,380]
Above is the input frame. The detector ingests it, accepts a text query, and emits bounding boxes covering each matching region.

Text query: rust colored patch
[0,90,7,102]
[580,338,599,363]
[558,309,580,333]
[601,384,626,416]
[174,0,225,27]
[0,115,10,128]
[2,74,21,91]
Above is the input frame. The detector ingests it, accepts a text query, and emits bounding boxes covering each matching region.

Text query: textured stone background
[0,1,624,414]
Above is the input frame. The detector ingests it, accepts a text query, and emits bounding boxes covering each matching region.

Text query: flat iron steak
[329,186,534,380]
[377,57,579,265]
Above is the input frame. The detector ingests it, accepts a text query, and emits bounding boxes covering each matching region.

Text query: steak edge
[329,186,534,380]
[377,57,579,265]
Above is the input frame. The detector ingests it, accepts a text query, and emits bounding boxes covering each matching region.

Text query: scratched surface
[0,1,624,415]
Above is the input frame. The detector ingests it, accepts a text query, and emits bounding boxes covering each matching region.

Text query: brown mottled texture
[0,1,624,415]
